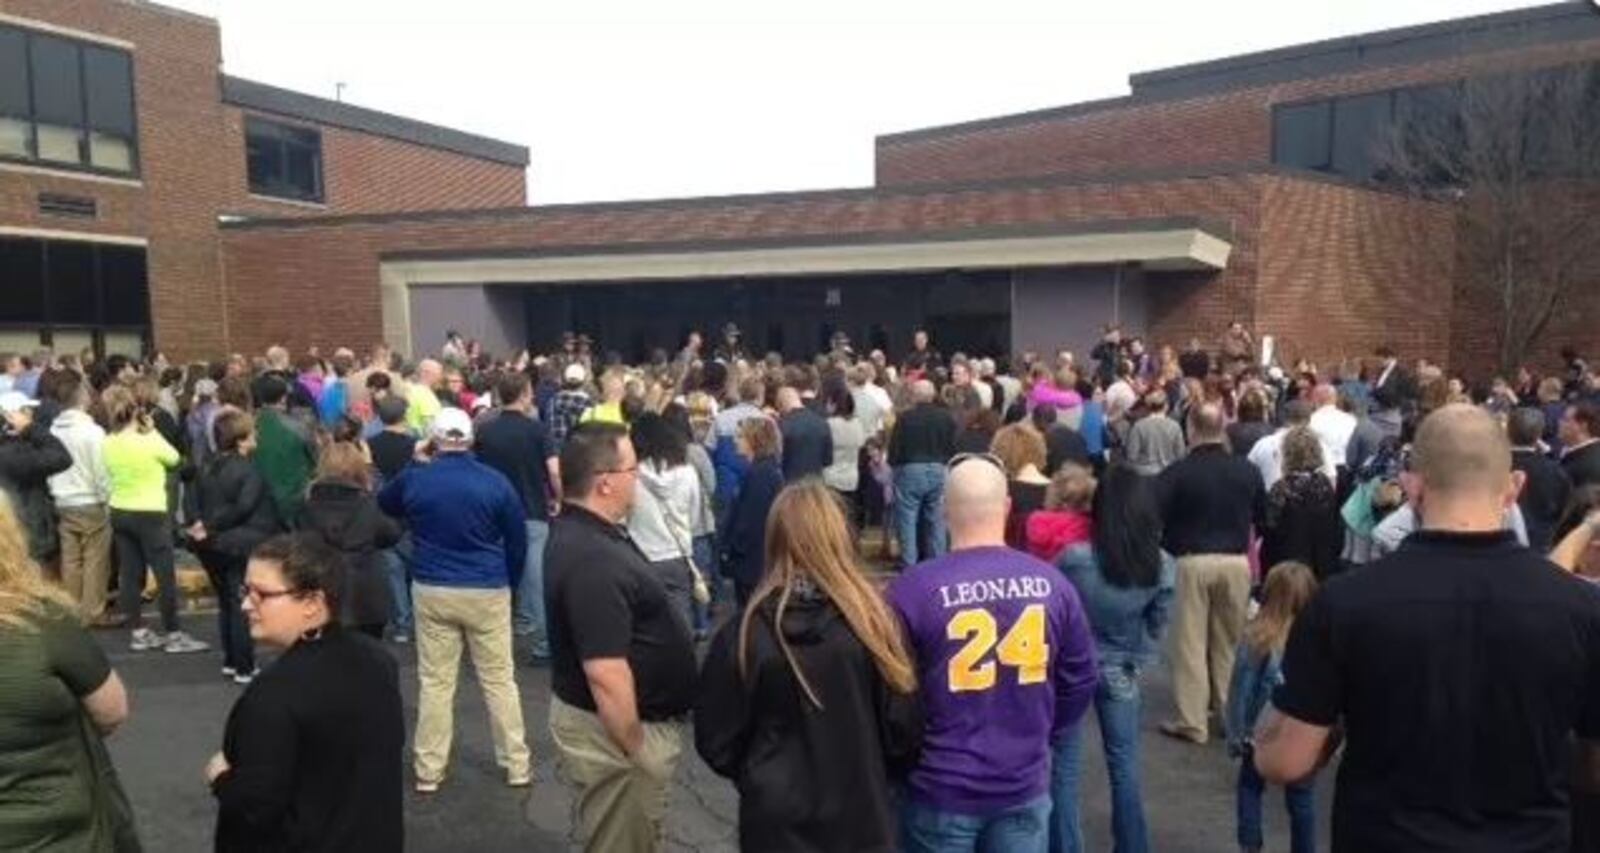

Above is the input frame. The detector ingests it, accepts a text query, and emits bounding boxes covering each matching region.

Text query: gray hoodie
[49,408,110,508]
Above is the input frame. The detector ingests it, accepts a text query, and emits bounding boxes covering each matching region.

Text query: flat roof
[221,76,530,168]
[880,2,1600,144]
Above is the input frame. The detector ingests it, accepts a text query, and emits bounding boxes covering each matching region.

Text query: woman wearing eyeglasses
[187,409,281,684]
[208,533,404,853]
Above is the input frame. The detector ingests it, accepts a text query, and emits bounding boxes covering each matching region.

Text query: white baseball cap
[563,363,588,384]
[430,407,474,444]
[0,391,38,415]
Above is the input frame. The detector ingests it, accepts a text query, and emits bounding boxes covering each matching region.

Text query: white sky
[161,0,1553,204]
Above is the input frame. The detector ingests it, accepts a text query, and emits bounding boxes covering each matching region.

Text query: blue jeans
[902,795,1052,853]
[383,535,413,634]
[1237,745,1316,853]
[691,533,716,633]
[513,519,551,658]
[894,463,947,568]
[1050,664,1147,853]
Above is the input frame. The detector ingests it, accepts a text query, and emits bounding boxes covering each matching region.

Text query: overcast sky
[162,0,1552,204]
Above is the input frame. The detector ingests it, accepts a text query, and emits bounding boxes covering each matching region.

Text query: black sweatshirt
[695,591,923,853]
[212,626,404,853]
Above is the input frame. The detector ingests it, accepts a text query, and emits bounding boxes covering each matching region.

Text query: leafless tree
[1375,62,1600,374]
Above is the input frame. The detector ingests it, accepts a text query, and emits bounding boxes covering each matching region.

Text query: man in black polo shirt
[888,379,957,568]
[1256,404,1600,852]
[1154,401,1265,744]
[545,422,697,853]
[474,372,560,662]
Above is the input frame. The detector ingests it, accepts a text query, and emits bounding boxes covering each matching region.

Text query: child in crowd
[1226,561,1320,853]
[1024,462,1095,562]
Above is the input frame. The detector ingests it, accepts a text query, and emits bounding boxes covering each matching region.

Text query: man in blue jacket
[378,407,530,793]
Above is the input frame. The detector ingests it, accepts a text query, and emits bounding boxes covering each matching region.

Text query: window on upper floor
[245,116,324,203]
[0,25,138,175]
[1271,100,1332,172]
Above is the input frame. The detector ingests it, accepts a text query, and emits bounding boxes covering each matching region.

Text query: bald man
[1256,405,1600,852]
[1307,383,1358,470]
[887,458,1096,851]
[776,385,832,481]
[888,379,958,567]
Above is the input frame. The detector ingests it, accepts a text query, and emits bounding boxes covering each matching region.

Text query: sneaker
[415,778,441,794]
[392,632,411,644]
[232,670,257,685]
[221,666,237,678]
[129,628,165,651]
[163,631,210,654]
[506,772,532,788]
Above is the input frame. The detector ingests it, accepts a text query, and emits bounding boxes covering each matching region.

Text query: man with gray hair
[1256,405,1600,851]
[1509,406,1570,552]
[888,379,957,567]
[888,457,1096,850]
[1155,401,1264,744]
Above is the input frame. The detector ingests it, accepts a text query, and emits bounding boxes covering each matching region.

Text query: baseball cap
[430,407,474,444]
[194,378,219,398]
[0,391,38,415]
[563,363,588,384]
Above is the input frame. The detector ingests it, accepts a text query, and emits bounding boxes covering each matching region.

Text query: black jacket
[0,425,72,560]
[1260,471,1344,580]
[1561,441,1600,492]
[298,481,403,629]
[212,626,404,853]
[189,452,282,559]
[722,457,784,591]
[779,408,832,482]
[1513,448,1571,553]
[695,590,922,853]
[887,404,956,467]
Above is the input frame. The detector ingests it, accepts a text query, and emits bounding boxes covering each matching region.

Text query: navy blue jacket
[721,456,784,589]
[377,452,526,590]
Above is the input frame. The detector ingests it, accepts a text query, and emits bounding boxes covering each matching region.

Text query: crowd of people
[0,320,1596,853]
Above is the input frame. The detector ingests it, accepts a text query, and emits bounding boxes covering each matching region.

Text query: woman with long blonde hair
[696,480,922,852]
[0,490,138,850]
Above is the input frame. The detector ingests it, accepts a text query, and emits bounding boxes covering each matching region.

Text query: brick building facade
[0,0,526,359]
[4,1,1596,376]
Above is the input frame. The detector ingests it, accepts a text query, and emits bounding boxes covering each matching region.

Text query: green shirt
[103,429,178,512]
[0,602,129,852]
[405,384,442,435]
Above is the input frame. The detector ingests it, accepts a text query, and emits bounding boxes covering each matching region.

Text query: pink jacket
[1027,383,1083,413]
[1024,510,1093,563]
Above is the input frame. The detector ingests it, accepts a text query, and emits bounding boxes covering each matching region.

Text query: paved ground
[104,610,1334,852]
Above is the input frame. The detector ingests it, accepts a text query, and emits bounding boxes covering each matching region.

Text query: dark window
[0,239,45,325]
[0,25,137,175]
[101,246,149,326]
[1332,92,1394,182]
[245,117,324,202]
[1272,100,1332,171]
[47,241,97,325]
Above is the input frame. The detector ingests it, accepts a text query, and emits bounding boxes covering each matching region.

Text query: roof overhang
[382,225,1231,288]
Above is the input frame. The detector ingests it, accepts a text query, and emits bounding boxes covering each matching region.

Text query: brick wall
[876,37,1600,187]
[1254,176,1457,370]
[218,172,1271,357]
[0,0,527,359]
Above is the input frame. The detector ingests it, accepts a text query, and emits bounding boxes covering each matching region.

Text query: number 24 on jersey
[945,604,1050,693]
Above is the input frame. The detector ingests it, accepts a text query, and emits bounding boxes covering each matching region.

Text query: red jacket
[1024,510,1093,563]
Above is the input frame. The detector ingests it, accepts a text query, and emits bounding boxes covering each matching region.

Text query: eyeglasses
[240,584,298,603]
[947,452,1006,473]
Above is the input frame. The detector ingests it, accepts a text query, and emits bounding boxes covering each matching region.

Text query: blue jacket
[1055,543,1175,670]
[1225,641,1283,754]
[318,379,348,426]
[377,452,526,590]
[1078,400,1107,458]
[721,456,783,588]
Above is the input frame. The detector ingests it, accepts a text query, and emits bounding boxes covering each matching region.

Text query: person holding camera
[0,391,71,569]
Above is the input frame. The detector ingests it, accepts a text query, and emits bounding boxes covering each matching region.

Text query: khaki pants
[1168,553,1251,741]
[413,584,529,784]
[549,696,683,853]
[58,505,111,622]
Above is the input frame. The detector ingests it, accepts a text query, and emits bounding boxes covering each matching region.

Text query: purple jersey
[887,546,1097,815]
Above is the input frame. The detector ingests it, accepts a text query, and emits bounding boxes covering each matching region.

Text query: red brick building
[0,0,526,358]
[5,1,1598,375]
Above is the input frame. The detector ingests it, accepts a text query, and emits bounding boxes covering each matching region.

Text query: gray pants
[648,557,694,636]
[112,509,178,632]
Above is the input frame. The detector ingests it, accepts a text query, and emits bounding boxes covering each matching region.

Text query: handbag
[642,466,712,606]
